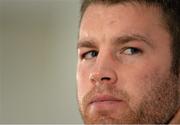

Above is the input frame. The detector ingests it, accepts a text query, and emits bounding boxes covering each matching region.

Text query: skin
[77,3,180,124]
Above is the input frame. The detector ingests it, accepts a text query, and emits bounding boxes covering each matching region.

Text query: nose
[89,54,117,86]
[89,71,117,86]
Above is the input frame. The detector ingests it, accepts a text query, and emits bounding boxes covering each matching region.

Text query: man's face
[77,3,179,124]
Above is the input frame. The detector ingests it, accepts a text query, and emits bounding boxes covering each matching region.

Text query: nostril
[101,77,111,81]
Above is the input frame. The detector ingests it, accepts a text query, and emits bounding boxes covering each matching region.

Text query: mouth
[87,94,124,112]
[90,95,122,104]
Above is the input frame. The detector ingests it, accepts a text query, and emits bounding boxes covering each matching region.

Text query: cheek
[77,62,93,104]
[119,62,170,109]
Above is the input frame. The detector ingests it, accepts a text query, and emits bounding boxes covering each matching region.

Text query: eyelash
[121,47,142,55]
[81,50,98,60]
[80,47,142,60]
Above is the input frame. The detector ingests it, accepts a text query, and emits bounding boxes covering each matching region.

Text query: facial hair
[78,72,179,124]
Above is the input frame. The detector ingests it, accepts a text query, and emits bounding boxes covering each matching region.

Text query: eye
[122,47,142,55]
[81,50,98,60]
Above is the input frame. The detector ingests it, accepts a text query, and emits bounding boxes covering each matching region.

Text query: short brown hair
[80,0,180,76]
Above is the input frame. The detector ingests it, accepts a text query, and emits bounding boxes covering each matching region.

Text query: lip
[90,94,122,104]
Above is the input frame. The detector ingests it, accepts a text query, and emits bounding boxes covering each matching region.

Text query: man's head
[76,0,180,124]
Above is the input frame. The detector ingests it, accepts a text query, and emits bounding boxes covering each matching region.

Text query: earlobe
[170,107,180,124]
[178,73,180,104]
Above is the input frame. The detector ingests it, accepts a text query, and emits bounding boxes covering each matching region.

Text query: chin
[83,113,139,124]
[84,117,119,124]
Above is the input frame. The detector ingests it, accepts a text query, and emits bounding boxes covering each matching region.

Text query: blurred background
[0,0,82,123]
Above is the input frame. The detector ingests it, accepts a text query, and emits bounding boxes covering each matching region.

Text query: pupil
[92,51,97,57]
[131,48,137,53]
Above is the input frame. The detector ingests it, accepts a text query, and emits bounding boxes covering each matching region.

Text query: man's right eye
[81,50,98,60]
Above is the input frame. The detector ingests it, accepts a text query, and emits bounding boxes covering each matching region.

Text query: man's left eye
[123,47,142,55]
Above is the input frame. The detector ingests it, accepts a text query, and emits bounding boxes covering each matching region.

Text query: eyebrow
[113,34,153,48]
[77,40,97,49]
[77,34,153,49]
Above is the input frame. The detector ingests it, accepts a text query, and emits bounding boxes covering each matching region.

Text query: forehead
[81,3,164,29]
[79,3,169,45]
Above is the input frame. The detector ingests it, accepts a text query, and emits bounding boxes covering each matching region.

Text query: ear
[179,67,180,79]
[178,67,180,85]
[178,68,180,104]
[169,107,180,124]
